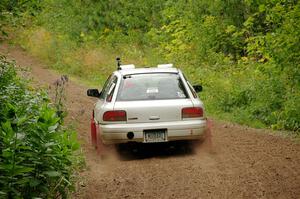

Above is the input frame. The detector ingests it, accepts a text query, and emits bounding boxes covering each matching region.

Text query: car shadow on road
[115,141,203,161]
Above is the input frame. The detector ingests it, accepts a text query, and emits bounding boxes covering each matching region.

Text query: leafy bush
[0,56,81,198]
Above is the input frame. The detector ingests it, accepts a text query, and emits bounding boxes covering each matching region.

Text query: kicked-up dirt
[1,43,300,199]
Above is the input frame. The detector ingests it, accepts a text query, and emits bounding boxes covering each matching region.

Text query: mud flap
[91,112,98,148]
[91,112,108,158]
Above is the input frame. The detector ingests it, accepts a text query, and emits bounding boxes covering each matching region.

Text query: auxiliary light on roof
[157,64,173,68]
[119,64,135,70]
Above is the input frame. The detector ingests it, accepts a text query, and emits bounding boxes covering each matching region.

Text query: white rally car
[87,60,210,148]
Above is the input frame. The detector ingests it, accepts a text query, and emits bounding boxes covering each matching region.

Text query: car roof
[116,67,179,76]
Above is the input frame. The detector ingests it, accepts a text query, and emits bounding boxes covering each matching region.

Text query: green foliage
[0,56,81,198]
[0,0,42,38]
[5,0,300,132]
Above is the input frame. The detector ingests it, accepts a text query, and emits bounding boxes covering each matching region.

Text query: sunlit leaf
[43,171,61,177]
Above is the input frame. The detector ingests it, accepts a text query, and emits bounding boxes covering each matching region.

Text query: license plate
[144,129,167,143]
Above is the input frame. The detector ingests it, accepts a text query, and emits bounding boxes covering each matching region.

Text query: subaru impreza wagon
[87,61,209,147]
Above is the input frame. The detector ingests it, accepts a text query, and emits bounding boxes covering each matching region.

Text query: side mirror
[193,85,203,92]
[87,89,101,97]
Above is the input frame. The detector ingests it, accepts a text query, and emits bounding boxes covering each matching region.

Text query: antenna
[116,57,121,70]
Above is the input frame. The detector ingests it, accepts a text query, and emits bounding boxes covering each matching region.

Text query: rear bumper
[98,119,207,144]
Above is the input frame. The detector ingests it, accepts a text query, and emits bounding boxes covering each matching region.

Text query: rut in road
[1,43,300,199]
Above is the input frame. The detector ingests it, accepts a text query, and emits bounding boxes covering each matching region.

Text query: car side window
[100,75,118,101]
[187,81,198,98]
[105,76,118,102]
[182,73,198,98]
[99,75,113,100]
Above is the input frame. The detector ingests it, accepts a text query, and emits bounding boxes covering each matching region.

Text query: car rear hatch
[113,99,194,123]
[114,72,198,123]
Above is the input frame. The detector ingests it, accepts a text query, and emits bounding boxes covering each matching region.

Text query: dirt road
[1,43,300,199]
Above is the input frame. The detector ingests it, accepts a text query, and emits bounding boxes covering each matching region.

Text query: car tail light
[103,110,127,121]
[182,107,203,118]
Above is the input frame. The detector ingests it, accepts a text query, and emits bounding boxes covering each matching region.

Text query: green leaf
[45,142,55,147]
[43,171,60,177]
[1,164,13,170]
[259,4,266,12]
[15,178,30,185]
[1,121,14,138]
[48,123,59,132]
[2,150,13,158]
[14,167,34,175]
[0,191,7,196]
[29,179,41,187]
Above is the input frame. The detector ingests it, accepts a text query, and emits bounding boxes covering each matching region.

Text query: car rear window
[117,73,189,101]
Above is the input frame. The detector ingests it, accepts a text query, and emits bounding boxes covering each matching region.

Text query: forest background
[1,0,299,132]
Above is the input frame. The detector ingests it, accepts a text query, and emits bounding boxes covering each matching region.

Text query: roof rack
[157,64,173,68]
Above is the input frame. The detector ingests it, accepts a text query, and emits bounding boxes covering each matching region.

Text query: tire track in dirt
[1,43,300,199]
